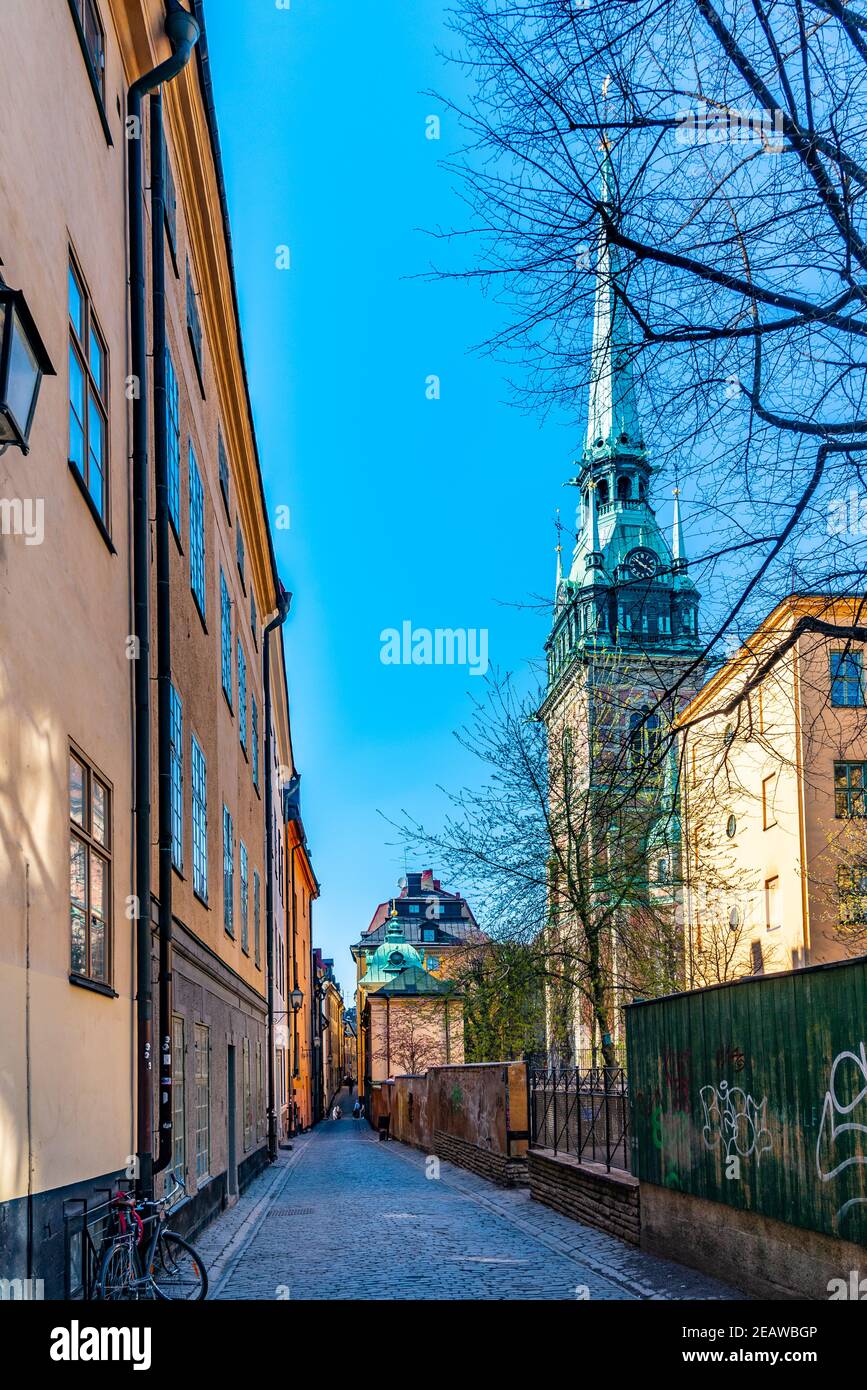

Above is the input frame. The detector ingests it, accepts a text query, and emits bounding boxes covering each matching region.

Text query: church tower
[540,152,705,1063]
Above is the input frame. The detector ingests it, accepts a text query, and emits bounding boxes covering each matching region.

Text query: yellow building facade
[679,595,867,983]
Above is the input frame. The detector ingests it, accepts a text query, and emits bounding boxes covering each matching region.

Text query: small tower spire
[555,508,563,590]
[672,487,687,573]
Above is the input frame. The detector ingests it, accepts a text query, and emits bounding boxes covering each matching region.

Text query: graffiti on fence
[816,1041,867,1231]
[699,1079,772,1171]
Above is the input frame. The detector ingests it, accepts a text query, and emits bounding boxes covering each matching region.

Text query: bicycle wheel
[95,1238,142,1301]
[149,1231,208,1301]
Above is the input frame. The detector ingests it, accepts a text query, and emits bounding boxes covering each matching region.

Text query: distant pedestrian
[359,1103,365,1120]
[352,1099,360,1119]
[332,1104,342,1121]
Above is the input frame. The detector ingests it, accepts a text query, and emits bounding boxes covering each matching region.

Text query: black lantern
[290,987,304,1012]
[0,279,55,454]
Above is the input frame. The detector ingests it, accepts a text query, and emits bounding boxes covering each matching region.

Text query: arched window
[629,706,660,764]
[597,479,610,506]
[617,475,631,502]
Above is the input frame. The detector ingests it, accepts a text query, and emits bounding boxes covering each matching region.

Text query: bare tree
[434,0,867,691]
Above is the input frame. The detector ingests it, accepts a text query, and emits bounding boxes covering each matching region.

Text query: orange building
[285,798,319,1131]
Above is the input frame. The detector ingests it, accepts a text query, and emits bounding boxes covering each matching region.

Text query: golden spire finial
[555,507,562,555]
[673,486,681,498]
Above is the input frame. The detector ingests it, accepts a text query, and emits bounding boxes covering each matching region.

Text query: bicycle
[94,1177,208,1301]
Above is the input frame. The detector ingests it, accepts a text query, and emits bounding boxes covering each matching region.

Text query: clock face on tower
[626,547,659,580]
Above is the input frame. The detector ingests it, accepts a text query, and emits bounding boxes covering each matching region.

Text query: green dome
[364,915,423,983]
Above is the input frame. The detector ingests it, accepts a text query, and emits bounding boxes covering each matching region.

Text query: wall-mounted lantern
[0,278,55,454]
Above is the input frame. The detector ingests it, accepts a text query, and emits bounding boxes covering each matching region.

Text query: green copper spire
[584,149,646,466]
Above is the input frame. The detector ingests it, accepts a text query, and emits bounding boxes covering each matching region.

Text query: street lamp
[290,986,304,1012]
[0,279,55,454]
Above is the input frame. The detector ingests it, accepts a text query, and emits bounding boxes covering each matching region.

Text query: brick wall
[433,1131,527,1187]
[528,1148,640,1245]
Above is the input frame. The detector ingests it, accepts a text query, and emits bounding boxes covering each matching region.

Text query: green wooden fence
[626,955,867,1244]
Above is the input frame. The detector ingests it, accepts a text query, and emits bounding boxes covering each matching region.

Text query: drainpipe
[150,86,174,1178]
[263,587,291,1161]
[129,0,199,1200]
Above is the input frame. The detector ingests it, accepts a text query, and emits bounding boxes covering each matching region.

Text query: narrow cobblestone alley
[193,1108,739,1301]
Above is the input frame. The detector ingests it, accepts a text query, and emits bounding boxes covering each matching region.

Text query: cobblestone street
[194,1104,739,1301]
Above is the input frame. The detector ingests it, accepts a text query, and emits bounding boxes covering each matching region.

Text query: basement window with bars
[194,1023,210,1182]
[172,1015,185,1184]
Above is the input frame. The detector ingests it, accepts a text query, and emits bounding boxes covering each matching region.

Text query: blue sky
[204,0,586,998]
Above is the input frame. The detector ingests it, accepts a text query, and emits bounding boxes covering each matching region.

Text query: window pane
[70,837,87,974]
[89,326,104,395]
[92,779,108,846]
[70,756,86,826]
[87,393,105,513]
[69,265,84,338]
[69,346,85,469]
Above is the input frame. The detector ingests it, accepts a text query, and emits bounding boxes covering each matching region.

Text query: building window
[750,940,764,975]
[834,761,867,817]
[656,856,669,884]
[191,735,207,902]
[186,259,204,391]
[256,1040,264,1141]
[252,696,259,790]
[251,593,258,648]
[218,431,230,520]
[69,749,111,984]
[421,926,436,942]
[238,641,247,753]
[762,772,777,829]
[162,131,177,261]
[629,707,659,765]
[220,569,232,708]
[830,651,865,707]
[236,524,245,590]
[240,843,249,954]
[170,683,183,870]
[189,443,206,620]
[166,349,180,535]
[68,0,106,104]
[725,814,737,839]
[194,1024,210,1183]
[765,876,781,932]
[68,256,109,526]
[243,1038,253,1151]
[837,864,867,930]
[172,1015,185,1184]
[253,869,261,969]
[223,805,234,935]
[427,955,440,971]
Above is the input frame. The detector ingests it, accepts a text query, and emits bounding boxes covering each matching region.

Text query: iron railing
[529,1066,630,1173]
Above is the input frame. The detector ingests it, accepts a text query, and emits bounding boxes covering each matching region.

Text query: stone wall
[368,1062,529,1186]
[640,1181,867,1300]
[528,1149,640,1245]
